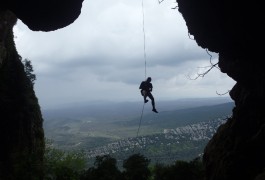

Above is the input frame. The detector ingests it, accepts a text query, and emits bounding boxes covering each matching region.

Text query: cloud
[13,0,235,109]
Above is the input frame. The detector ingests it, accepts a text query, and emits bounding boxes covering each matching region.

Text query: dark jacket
[139,81,152,92]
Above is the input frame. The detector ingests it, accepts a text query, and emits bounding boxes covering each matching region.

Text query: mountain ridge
[43,97,233,122]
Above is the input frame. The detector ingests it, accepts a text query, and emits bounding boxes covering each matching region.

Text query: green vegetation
[45,116,228,167]
[123,153,151,180]
[44,102,233,150]
[23,58,36,86]
[44,139,87,179]
[80,155,122,180]
[44,140,205,180]
[151,157,204,180]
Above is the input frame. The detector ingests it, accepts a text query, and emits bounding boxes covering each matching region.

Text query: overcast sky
[13,0,235,109]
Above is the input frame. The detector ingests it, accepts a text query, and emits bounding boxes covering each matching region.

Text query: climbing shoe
[152,109,158,113]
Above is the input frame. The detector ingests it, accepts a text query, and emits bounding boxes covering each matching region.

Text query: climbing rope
[136,103,145,137]
[136,0,147,139]
[133,102,144,152]
[132,0,147,148]
[142,0,147,79]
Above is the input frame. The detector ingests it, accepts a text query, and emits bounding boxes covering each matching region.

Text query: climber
[139,77,158,113]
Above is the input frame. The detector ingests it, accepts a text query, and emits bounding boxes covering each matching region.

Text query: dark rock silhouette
[2,0,84,31]
[177,0,265,179]
[1,0,83,178]
[0,11,44,179]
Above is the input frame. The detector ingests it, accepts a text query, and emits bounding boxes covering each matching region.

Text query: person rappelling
[139,77,158,113]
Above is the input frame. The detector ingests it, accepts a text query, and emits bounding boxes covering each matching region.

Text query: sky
[13,0,235,109]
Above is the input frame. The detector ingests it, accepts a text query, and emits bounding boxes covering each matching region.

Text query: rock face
[176,0,265,179]
[2,0,84,31]
[0,0,83,178]
[0,11,44,179]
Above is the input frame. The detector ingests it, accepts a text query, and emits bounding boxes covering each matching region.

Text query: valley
[43,97,234,166]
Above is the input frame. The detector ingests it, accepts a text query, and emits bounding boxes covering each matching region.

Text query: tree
[23,58,36,86]
[152,157,204,180]
[44,139,86,180]
[80,155,122,180]
[123,153,151,180]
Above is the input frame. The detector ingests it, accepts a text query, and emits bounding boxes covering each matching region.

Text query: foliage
[80,153,152,180]
[122,153,151,180]
[23,58,36,86]
[44,139,86,180]
[80,154,122,180]
[152,157,204,180]
[43,142,205,180]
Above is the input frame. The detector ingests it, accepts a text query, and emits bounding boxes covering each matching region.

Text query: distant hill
[43,97,234,150]
[123,102,234,128]
[84,117,228,167]
[43,98,234,165]
[43,97,233,122]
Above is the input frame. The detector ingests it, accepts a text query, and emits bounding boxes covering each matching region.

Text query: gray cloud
[14,0,235,109]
